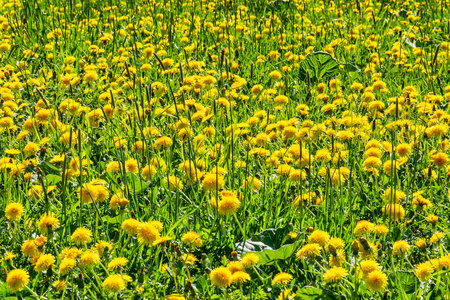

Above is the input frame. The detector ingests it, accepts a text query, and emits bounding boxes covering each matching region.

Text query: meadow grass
[0,0,450,299]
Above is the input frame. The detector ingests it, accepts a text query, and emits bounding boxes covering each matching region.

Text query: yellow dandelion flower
[272,272,293,286]
[365,270,388,292]
[71,228,93,245]
[6,269,29,292]
[5,203,24,221]
[102,275,126,293]
[324,266,348,283]
[210,266,232,288]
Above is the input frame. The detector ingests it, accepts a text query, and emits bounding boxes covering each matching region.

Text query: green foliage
[298,52,340,83]
[236,224,303,266]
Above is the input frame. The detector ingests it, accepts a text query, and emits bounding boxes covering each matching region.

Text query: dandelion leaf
[295,286,340,300]
[235,224,303,265]
[298,52,340,82]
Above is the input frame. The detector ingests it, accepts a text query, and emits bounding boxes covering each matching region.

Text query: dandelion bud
[185,279,196,295]
[138,267,145,284]
[220,48,226,68]
[175,246,182,258]
[47,266,53,278]
[351,240,359,255]
[77,273,84,290]
[306,226,314,232]
[47,226,54,239]
[170,242,176,254]
[231,251,238,260]
[328,244,337,256]
[382,291,389,300]
[130,210,136,219]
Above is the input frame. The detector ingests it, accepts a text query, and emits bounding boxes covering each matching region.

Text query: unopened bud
[77,273,84,290]
[351,240,359,255]
[328,244,337,256]
[103,246,110,258]
[138,266,145,284]
[176,246,182,258]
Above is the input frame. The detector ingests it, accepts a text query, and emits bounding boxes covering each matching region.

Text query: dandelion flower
[296,243,322,260]
[360,260,380,276]
[415,261,434,282]
[137,222,161,245]
[181,231,202,247]
[365,270,388,292]
[79,251,100,268]
[272,272,293,286]
[231,271,251,284]
[202,173,225,191]
[108,257,129,271]
[242,253,259,268]
[154,136,173,150]
[59,247,82,260]
[5,203,24,221]
[218,196,241,215]
[59,258,77,275]
[373,224,389,237]
[71,228,93,245]
[34,253,56,272]
[21,240,39,257]
[354,220,375,236]
[430,232,445,244]
[121,218,140,235]
[382,204,405,221]
[6,269,29,292]
[227,261,244,274]
[308,230,330,246]
[393,240,410,255]
[92,240,113,257]
[324,267,348,283]
[53,280,66,291]
[125,159,139,173]
[38,212,60,234]
[415,238,427,249]
[102,275,126,293]
[210,266,232,288]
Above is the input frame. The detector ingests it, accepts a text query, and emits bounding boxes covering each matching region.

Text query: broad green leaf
[295,286,340,300]
[235,224,303,265]
[39,161,61,175]
[103,215,121,225]
[127,173,149,195]
[389,271,419,294]
[45,173,62,185]
[298,52,340,82]
[342,63,360,73]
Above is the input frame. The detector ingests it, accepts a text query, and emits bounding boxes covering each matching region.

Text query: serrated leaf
[299,52,340,83]
[295,286,340,300]
[235,224,303,265]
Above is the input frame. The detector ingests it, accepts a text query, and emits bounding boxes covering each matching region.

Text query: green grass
[0,0,450,299]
